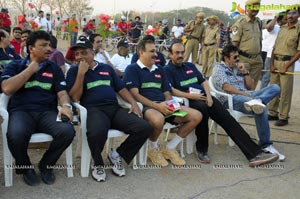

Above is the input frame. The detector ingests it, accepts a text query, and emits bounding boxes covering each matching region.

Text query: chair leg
[228,137,235,147]
[139,140,148,165]
[4,151,13,187]
[164,129,171,142]
[81,138,91,177]
[180,140,185,158]
[66,144,73,177]
[185,131,195,154]
[213,121,219,145]
[75,130,82,158]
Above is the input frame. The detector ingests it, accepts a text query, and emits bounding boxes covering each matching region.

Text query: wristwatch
[62,103,72,110]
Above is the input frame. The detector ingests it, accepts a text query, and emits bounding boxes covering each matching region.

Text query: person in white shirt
[34,10,48,31]
[111,39,133,77]
[171,19,184,41]
[46,13,52,34]
[260,12,287,89]
[89,33,122,76]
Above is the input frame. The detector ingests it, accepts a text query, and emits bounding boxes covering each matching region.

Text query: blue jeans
[7,111,75,174]
[230,84,280,148]
[260,57,271,89]
[70,32,78,46]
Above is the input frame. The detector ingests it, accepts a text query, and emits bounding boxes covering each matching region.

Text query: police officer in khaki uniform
[231,0,263,87]
[268,5,300,126]
[183,12,205,64]
[201,15,220,78]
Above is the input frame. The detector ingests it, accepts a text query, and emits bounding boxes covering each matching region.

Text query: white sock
[166,134,184,150]
[148,140,159,149]
[111,149,119,159]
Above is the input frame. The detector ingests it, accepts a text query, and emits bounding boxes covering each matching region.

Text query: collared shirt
[203,25,220,45]
[123,61,171,102]
[273,22,300,56]
[211,62,249,104]
[0,57,66,112]
[111,53,133,72]
[94,51,111,64]
[164,61,206,94]
[185,20,205,40]
[131,52,166,67]
[66,61,124,108]
[262,25,280,57]
[232,15,262,55]
[34,17,48,31]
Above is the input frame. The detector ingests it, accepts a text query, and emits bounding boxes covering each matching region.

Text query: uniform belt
[189,35,199,40]
[274,55,292,61]
[204,43,216,46]
[238,50,259,59]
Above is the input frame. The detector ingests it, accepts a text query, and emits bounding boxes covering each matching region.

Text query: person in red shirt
[0,8,12,34]
[10,27,22,55]
[117,16,128,35]
[84,19,96,33]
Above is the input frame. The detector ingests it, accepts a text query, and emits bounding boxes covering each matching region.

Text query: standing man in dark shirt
[130,16,143,43]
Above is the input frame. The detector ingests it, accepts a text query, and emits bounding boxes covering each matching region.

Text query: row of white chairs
[0,93,195,187]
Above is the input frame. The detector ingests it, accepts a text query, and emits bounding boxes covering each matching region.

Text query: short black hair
[26,31,50,54]
[21,29,32,35]
[38,10,44,14]
[142,34,155,42]
[221,44,239,61]
[277,11,286,23]
[49,35,58,49]
[137,39,154,53]
[168,41,184,53]
[89,33,101,43]
[135,16,141,20]
[12,27,22,33]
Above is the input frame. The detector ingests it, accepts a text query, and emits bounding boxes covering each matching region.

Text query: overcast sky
[90,0,299,17]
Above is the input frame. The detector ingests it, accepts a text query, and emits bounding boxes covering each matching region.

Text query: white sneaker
[108,149,126,177]
[263,145,286,161]
[244,99,266,114]
[92,167,106,182]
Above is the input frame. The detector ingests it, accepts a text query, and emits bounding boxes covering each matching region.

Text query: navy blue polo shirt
[66,62,125,108]
[123,61,171,102]
[131,52,166,67]
[0,47,21,61]
[130,22,143,38]
[164,62,206,94]
[0,57,67,112]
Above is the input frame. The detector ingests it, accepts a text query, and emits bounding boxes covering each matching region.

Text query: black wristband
[243,72,250,77]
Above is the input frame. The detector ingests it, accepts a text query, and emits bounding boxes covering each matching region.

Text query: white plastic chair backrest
[208,77,234,111]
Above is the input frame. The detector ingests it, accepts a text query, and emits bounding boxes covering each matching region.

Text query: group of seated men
[0,30,284,186]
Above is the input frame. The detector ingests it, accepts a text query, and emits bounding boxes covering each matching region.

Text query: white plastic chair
[208,77,251,146]
[163,96,196,158]
[0,94,74,187]
[74,95,147,177]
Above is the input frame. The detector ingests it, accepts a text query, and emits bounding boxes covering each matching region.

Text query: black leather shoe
[40,169,56,185]
[268,115,279,121]
[275,119,288,126]
[23,169,40,186]
[196,151,211,164]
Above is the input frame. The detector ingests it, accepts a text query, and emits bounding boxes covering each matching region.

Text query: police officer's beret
[196,12,205,18]
[207,15,219,22]
[245,0,261,5]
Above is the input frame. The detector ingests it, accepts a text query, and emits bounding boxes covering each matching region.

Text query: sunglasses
[231,55,239,59]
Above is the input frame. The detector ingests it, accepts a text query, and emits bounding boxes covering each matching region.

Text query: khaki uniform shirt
[203,25,220,45]
[273,22,300,56]
[185,20,205,40]
[232,15,262,55]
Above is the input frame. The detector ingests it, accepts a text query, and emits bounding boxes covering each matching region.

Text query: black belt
[204,43,216,46]
[189,35,199,40]
[238,50,259,59]
[274,55,292,61]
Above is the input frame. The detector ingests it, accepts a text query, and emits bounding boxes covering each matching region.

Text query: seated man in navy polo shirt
[164,42,279,167]
[66,36,152,182]
[123,39,202,167]
[0,30,75,186]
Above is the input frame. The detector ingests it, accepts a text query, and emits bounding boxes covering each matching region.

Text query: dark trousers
[189,96,262,160]
[86,105,152,167]
[7,111,75,174]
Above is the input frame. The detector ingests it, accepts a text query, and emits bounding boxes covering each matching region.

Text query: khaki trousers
[201,45,217,78]
[183,38,199,64]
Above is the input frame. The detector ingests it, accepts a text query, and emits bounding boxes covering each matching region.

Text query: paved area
[0,37,300,198]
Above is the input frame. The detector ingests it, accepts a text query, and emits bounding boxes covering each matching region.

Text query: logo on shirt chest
[42,72,53,78]
[186,70,193,74]
[99,71,109,76]
[155,74,161,78]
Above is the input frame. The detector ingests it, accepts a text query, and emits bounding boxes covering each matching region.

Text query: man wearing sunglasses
[231,0,263,88]
[211,44,285,161]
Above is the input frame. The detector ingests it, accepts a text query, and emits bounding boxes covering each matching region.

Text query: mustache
[177,57,183,60]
